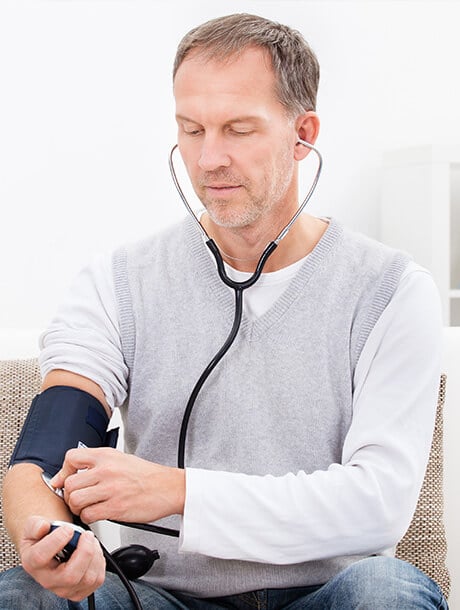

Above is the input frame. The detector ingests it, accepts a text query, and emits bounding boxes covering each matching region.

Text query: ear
[294,112,320,160]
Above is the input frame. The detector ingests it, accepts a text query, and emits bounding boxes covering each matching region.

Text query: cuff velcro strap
[9,385,119,476]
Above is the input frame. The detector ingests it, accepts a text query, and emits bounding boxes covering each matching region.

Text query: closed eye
[230,129,253,136]
[184,129,203,136]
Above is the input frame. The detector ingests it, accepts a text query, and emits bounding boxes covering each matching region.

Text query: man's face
[173,47,299,230]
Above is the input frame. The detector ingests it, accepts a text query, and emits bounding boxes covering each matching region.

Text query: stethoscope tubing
[178,287,243,468]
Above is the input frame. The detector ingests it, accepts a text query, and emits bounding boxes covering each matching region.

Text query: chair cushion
[0,358,41,572]
[395,374,450,599]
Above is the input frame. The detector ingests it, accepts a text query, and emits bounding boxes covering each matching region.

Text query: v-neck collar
[185,217,343,341]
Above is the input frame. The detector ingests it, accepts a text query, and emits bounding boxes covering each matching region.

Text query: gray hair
[173,13,320,115]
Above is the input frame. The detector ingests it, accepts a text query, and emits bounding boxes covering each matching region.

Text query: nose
[198,134,231,172]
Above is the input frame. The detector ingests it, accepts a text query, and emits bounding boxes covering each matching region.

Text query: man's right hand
[19,516,106,602]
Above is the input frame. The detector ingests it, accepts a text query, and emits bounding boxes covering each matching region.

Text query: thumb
[23,515,52,543]
[49,470,66,490]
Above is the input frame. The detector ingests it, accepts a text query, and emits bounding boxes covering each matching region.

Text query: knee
[326,557,446,610]
[0,567,64,609]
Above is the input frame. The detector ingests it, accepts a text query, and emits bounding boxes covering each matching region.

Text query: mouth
[205,184,242,195]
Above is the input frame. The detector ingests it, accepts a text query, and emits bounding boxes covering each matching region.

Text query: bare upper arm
[41,369,111,418]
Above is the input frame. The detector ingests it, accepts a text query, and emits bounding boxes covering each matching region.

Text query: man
[1,13,446,609]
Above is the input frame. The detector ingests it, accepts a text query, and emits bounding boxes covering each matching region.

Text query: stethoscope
[169,137,323,469]
[47,138,323,610]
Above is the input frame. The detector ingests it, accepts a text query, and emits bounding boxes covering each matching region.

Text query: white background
[1,3,460,605]
[1,0,460,344]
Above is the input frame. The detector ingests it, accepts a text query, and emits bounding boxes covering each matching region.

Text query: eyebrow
[175,114,264,125]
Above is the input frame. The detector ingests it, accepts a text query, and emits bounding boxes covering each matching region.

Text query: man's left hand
[49,448,185,524]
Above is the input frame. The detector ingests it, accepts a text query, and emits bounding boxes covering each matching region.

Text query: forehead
[173,47,282,120]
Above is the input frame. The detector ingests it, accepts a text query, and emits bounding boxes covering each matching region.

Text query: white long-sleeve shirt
[39,246,443,567]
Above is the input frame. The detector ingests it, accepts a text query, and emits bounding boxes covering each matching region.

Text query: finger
[63,466,101,495]
[55,531,105,601]
[23,524,76,571]
[50,448,96,487]
[68,530,104,578]
[66,485,109,518]
[79,499,113,524]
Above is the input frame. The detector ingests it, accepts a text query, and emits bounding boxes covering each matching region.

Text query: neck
[201,213,328,273]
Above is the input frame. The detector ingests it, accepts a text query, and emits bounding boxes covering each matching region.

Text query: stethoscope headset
[67,138,323,610]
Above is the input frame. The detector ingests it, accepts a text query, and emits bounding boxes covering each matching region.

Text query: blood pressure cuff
[9,385,119,476]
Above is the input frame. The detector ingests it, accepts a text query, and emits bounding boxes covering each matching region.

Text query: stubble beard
[198,154,295,232]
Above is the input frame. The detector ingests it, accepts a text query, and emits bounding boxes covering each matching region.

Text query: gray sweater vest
[112,217,409,597]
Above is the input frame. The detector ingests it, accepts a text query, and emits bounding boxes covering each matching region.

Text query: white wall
[1,0,459,340]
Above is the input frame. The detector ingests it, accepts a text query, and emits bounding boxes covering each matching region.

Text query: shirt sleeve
[179,262,443,564]
[39,253,128,410]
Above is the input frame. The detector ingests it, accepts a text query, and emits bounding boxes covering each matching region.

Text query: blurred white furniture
[381,144,460,326]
